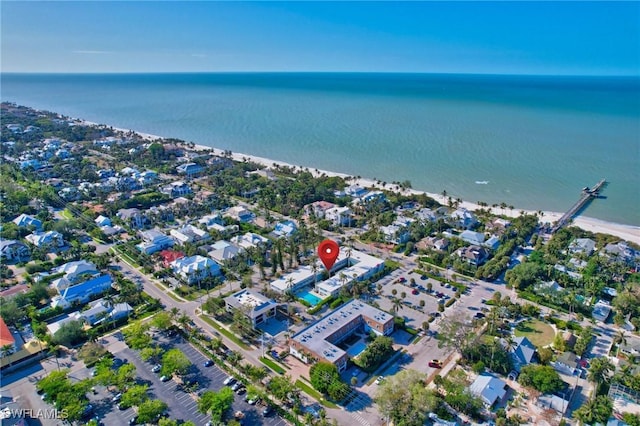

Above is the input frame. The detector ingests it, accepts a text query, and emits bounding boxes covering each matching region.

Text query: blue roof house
[50,274,113,309]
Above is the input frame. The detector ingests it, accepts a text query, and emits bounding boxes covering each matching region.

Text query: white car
[374,376,384,385]
[223,376,236,386]
[151,364,161,373]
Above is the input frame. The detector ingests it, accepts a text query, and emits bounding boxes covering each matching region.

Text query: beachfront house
[176,162,205,178]
[449,207,479,229]
[569,238,596,256]
[304,201,336,219]
[325,206,352,226]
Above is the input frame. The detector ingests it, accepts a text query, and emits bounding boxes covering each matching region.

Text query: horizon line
[1,71,639,79]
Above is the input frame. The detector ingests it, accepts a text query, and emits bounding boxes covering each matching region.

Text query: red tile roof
[0,317,15,347]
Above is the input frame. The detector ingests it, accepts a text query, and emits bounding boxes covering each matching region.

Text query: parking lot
[376,271,459,329]
[102,332,288,426]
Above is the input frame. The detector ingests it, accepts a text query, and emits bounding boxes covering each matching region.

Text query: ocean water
[1,73,639,226]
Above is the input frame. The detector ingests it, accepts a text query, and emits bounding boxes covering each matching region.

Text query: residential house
[618,336,640,359]
[170,224,211,245]
[344,185,368,198]
[552,352,580,376]
[12,213,42,230]
[508,336,537,372]
[592,300,612,322]
[469,374,508,407]
[380,216,414,245]
[0,284,29,300]
[198,213,224,229]
[50,274,114,309]
[170,255,222,285]
[231,232,270,250]
[225,206,255,223]
[117,208,147,229]
[58,187,81,201]
[415,208,438,223]
[94,215,112,227]
[325,206,352,226]
[456,245,489,266]
[138,170,159,186]
[159,250,185,268]
[304,201,336,219]
[484,235,501,250]
[273,220,298,238]
[161,181,192,198]
[136,229,174,255]
[0,240,30,262]
[449,208,478,229]
[176,162,205,178]
[247,168,277,180]
[208,241,241,265]
[80,299,133,326]
[224,289,278,326]
[119,166,140,176]
[0,318,16,356]
[538,393,571,415]
[52,260,99,289]
[459,230,485,246]
[603,241,639,266]
[25,230,64,249]
[416,236,450,252]
[568,238,596,256]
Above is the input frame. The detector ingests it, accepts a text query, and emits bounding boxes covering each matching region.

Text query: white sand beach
[102,123,640,245]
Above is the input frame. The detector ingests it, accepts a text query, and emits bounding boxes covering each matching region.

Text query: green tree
[517,365,564,394]
[310,362,340,394]
[198,387,234,423]
[268,374,297,401]
[574,395,613,425]
[161,348,192,377]
[588,358,614,395]
[137,399,168,424]
[375,369,438,426]
[151,312,173,331]
[437,315,476,355]
[120,384,149,409]
[140,345,164,364]
[52,319,86,347]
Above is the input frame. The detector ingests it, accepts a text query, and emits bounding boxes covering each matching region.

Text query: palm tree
[587,357,614,396]
[390,297,403,316]
[613,330,628,356]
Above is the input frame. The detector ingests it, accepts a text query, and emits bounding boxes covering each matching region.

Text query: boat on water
[475,181,489,185]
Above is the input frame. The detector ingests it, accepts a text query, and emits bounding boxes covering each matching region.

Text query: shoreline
[95,121,640,245]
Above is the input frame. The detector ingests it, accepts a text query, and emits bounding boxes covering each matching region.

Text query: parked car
[374,376,384,385]
[236,387,246,395]
[411,289,419,295]
[223,376,236,386]
[428,360,442,368]
[160,375,170,382]
[247,395,260,405]
[262,405,274,416]
[152,364,161,373]
[112,393,122,403]
[203,359,214,367]
[396,277,406,283]
[231,381,243,391]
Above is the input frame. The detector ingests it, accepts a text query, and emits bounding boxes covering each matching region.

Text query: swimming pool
[297,289,323,306]
[347,341,368,357]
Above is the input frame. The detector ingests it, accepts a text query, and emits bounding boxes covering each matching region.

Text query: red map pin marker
[318,239,340,272]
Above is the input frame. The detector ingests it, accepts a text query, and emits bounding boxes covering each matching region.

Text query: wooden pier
[551,179,607,233]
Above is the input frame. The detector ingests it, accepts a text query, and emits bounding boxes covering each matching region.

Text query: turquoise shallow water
[1,73,638,225]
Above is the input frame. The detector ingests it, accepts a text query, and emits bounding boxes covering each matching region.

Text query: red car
[396,277,407,283]
[411,289,419,295]
[428,360,442,369]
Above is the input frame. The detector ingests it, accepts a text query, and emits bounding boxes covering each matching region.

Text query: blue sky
[2,1,639,75]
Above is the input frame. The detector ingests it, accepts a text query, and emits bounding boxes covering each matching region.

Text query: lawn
[514,319,556,347]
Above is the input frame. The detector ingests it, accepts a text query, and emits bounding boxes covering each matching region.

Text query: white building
[170,224,211,245]
[171,255,222,284]
[224,289,278,326]
[136,229,174,255]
